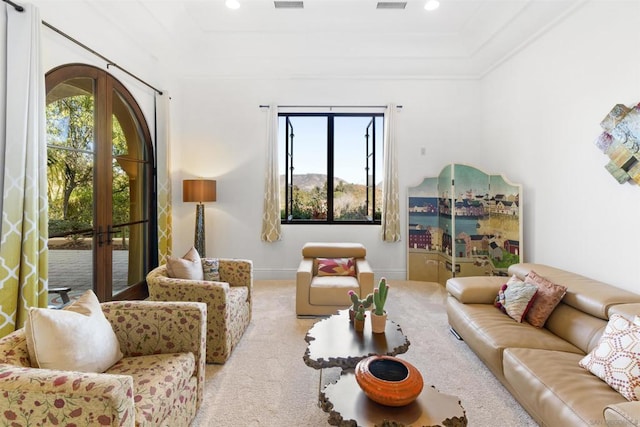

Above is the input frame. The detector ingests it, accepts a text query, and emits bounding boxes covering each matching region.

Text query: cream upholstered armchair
[296,242,374,316]
[146,258,252,364]
[0,300,206,426]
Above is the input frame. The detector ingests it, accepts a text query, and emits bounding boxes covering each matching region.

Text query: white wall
[480,0,640,292]
[170,77,482,280]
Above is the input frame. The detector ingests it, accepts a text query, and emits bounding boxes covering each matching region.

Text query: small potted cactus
[371,278,390,334]
[348,290,373,323]
[354,304,366,332]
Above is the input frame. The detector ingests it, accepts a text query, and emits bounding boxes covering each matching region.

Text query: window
[279,113,384,224]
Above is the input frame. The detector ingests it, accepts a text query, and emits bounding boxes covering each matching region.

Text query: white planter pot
[371,311,387,334]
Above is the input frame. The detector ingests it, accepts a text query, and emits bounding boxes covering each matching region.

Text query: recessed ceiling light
[424,0,440,11]
[376,2,407,9]
[226,0,240,9]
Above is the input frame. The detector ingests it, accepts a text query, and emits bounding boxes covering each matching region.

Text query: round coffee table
[320,370,468,427]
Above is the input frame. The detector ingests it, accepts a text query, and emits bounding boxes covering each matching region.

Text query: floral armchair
[146,258,253,364]
[0,300,207,426]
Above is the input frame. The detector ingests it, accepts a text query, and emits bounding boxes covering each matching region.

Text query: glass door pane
[111,90,149,297]
[46,77,96,306]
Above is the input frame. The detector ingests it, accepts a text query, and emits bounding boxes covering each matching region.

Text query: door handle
[96,226,105,246]
[107,225,115,245]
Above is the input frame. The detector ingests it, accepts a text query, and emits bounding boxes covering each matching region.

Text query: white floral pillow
[579,314,640,401]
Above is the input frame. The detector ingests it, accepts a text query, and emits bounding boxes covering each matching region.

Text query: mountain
[279,174,381,190]
[279,174,347,191]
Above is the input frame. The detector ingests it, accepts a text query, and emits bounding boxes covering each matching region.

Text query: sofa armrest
[0,363,135,426]
[605,401,640,426]
[101,300,207,408]
[219,259,253,287]
[296,257,313,291]
[356,258,374,296]
[219,259,253,307]
[0,329,31,367]
[446,276,506,304]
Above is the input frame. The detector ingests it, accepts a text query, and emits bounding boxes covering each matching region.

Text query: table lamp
[183,179,217,257]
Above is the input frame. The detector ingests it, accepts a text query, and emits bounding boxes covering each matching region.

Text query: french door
[45,64,154,301]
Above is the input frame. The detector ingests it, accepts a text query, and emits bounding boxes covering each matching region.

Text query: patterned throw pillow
[524,270,567,328]
[317,258,356,277]
[166,247,203,280]
[494,275,538,322]
[202,258,221,281]
[579,314,640,401]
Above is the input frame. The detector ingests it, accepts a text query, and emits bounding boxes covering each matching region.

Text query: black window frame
[280,112,384,225]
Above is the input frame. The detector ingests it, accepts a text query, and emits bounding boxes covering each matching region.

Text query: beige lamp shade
[183,179,217,203]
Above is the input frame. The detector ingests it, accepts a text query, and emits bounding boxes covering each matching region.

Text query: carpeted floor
[190,280,538,426]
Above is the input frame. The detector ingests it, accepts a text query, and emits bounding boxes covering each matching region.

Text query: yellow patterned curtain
[155,93,172,262]
[381,104,401,242]
[261,105,281,242]
[0,4,48,337]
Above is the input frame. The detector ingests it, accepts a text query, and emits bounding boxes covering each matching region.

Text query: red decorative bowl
[354,355,424,406]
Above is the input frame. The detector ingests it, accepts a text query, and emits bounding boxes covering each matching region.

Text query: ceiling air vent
[376,2,407,9]
[274,1,304,8]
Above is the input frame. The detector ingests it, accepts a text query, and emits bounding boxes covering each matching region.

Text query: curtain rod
[3,0,163,95]
[3,0,22,12]
[42,21,163,95]
[259,104,402,109]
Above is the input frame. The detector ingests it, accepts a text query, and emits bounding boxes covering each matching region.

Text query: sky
[278,115,383,185]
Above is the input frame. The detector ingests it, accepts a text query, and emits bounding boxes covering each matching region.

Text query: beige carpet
[190,280,538,426]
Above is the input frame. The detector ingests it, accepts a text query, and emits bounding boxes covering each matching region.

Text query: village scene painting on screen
[407,164,522,285]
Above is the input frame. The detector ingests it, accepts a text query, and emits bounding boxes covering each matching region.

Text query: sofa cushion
[579,314,640,401]
[446,296,583,380]
[524,270,567,328]
[503,348,627,426]
[24,290,123,373]
[166,247,203,280]
[317,258,356,277]
[545,303,607,354]
[106,352,196,425]
[309,276,359,306]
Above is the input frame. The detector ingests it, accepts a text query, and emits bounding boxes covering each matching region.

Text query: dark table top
[320,370,468,427]
[303,309,410,370]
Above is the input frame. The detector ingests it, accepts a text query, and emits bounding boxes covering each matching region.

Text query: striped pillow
[495,275,538,322]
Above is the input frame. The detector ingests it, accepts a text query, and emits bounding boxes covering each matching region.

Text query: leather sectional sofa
[446,263,640,426]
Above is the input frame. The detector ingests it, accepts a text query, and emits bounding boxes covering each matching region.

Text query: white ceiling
[33,0,586,79]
